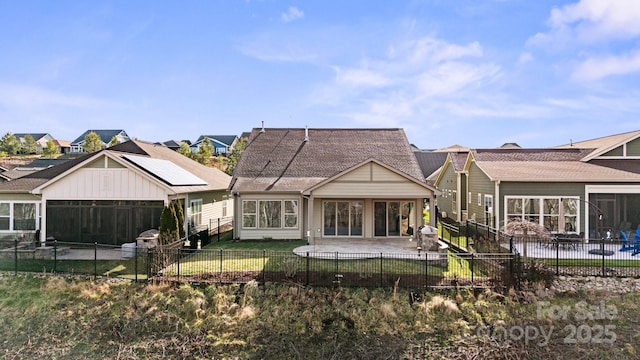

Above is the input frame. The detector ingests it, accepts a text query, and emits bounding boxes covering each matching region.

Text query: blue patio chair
[633,229,640,256]
[620,231,632,251]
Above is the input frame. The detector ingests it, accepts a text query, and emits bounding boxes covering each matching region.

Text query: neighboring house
[0,139,232,245]
[413,150,448,186]
[228,128,438,242]
[158,140,182,151]
[70,130,130,153]
[53,139,72,154]
[434,130,640,240]
[190,135,238,155]
[14,133,55,154]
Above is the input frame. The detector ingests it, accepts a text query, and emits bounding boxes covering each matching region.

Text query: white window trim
[0,201,41,232]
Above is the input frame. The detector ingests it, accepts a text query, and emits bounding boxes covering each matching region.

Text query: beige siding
[0,193,40,201]
[312,163,432,198]
[43,168,167,200]
[190,190,234,229]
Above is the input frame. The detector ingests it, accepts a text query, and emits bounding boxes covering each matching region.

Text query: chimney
[260,121,265,133]
[304,126,309,142]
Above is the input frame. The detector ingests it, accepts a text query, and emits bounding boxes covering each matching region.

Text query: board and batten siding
[436,163,457,218]
[311,162,430,198]
[466,162,494,223]
[42,168,168,200]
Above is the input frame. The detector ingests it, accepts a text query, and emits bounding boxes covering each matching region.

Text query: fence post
[177,248,181,283]
[147,248,151,280]
[425,252,429,289]
[135,244,139,283]
[379,253,383,287]
[470,253,474,286]
[53,240,57,274]
[262,250,266,285]
[218,218,221,242]
[219,249,223,284]
[601,238,605,276]
[554,241,560,276]
[94,242,98,280]
[465,220,469,249]
[14,239,18,276]
[306,252,310,286]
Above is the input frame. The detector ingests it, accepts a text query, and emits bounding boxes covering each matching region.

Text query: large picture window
[506,196,579,233]
[323,201,363,236]
[242,199,299,229]
[0,202,39,231]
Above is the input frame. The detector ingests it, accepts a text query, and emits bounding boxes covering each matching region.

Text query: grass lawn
[0,257,149,279]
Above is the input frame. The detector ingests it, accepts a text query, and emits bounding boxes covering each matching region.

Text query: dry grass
[0,272,639,359]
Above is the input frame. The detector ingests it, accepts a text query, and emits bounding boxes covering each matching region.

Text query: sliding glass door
[323,201,363,237]
[374,201,415,237]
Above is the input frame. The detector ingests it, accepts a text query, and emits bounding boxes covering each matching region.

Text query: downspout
[495,180,500,229]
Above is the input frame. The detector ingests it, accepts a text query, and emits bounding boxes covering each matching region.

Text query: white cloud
[333,67,391,88]
[572,50,640,81]
[518,52,533,65]
[530,0,640,46]
[281,6,304,23]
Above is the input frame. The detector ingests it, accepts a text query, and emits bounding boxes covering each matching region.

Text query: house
[190,135,238,155]
[70,130,130,153]
[53,139,72,154]
[13,133,55,154]
[0,139,232,245]
[228,127,438,243]
[434,130,640,239]
[158,140,183,151]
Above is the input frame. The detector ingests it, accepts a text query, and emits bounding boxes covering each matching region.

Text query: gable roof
[194,135,238,147]
[0,139,230,194]
[555,129,640,161]
[71,130,129,144]
[14,133,51,142]
[413,151,448,179]
[229,128,426,192]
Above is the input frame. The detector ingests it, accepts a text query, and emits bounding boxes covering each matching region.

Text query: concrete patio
[292,238,447,260]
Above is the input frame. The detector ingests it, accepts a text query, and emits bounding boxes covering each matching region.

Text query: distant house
[228,127,438,242]
[13,133,55,154]
[53,139,72,154]
[70,130,130,153]
[434,130,640,239]
[158,140,182,151]
[0,140,232,245]
[190,135,238,155]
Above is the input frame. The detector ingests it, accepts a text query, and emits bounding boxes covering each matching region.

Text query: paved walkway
[293,238,447,259]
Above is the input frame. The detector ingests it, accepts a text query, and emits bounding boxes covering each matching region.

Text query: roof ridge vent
[304,126,309,142]
[260,121,265,133]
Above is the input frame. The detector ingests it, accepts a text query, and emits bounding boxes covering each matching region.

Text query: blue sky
[1,0,639,149]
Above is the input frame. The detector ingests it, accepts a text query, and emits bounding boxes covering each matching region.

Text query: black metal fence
[0,237,518,290]
[439,219,640,278]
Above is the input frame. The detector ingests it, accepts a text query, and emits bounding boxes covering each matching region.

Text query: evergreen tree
[22,134,37,154]
[195,137,214,165]
[225,137,247,175]
[159,205,179,245]
[0,132,20,155]
[83,131,104,153]
[171,199,186,239]
[177,141,194,160]
[108,135,119,147]
[42,140,60,158]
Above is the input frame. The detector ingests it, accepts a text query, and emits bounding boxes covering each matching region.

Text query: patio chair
[633,229,640,256]
[620,231,632,251]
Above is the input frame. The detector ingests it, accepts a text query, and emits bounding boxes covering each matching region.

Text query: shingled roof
[230,128,425,192]
[0,140,230,194]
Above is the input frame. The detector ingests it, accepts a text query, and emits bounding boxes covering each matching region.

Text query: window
[478,194,482,206]
[323,201,363,236]
[284,200,298,228]
[242,199,299,229]
[222,195,228,217]
[506,196,579,233]
[0,203,9,230]
[469,192,472,204]
[259,200,281,228]
[189,199,202,227]
[0,202,39,231]
[242,200,257,228]
[452,191,457,214]
[14,203,36,230]
[484,195,493,227]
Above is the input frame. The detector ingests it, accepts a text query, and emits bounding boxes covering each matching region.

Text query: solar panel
[122,155,207,186]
